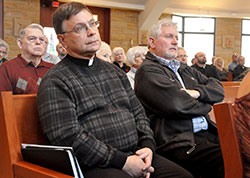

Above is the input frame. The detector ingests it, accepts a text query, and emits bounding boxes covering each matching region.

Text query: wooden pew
[223,85,240,103]
[221,81,241,87]
[237,72,250,98]
[213,102,243,178]
[209,82,240,123]
[0,91,73,178]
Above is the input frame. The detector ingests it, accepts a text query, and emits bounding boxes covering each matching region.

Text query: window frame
[172,15,216,57]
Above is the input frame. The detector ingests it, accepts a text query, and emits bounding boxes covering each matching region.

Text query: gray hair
[0,39,9,58]
[148,18,178,39]
[237,56,245,62]
[52,2,92,34]
[112,47,126,62]
[97,41,112,55]
[19,23,44,39]
[127,46,148,65]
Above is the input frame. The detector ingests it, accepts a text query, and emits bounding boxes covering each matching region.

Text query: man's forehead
[67,9,93,23]
[25,28,44,36]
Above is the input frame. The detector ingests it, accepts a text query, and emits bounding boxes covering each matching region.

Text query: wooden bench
[223,85,240,103]
[213,102,243,178]
[221,81,241,87]
[0,91,73,178]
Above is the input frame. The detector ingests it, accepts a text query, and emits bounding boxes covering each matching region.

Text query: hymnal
[21,143,84,178]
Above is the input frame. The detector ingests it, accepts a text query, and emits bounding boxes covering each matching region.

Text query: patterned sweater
[37,54,155,170]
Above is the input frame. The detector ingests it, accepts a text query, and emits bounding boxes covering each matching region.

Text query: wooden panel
[14,161,73,178]
[221,81,241,87]
[223,85,240,103]
[0,92,74,178]
[40,3,110,44]
[213,103,243,178]
[237,72,250,98]
[0,0,3,38]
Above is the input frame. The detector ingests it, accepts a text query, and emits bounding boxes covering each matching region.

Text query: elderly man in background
[42,36,61,64]
[135,18,224,178]
[56,42,67,60]
[0,39,9,65]
[228,53,238,73]
[0,23,54,94]
[233,56,249,81]
[175,46,188,64]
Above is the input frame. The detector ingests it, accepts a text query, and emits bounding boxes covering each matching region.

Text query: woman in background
[214,57,228,81]
[126,46,148,89]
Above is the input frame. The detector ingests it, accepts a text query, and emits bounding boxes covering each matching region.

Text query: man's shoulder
[0,56,20,68]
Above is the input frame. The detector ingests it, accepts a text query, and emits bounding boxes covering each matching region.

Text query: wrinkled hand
[122,148,154,178]
[136,148,154,178]
[181,88,200,99]
[122,155,147,178]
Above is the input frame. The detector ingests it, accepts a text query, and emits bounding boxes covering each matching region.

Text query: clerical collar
[66,54,95,67]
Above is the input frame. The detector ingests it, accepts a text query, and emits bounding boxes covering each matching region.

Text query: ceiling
[59,0,250,31]
[60,0,250,18]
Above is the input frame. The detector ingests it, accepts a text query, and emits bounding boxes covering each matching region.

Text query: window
[241,19,250,67]
[172,15,215,65]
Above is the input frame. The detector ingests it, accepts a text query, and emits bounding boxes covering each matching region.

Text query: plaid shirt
[37,55,154,169]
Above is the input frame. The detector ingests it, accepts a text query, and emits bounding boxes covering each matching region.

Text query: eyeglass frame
[176,55,188,58]
[61,20,100,34]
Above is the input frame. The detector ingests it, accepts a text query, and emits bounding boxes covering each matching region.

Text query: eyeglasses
[0,50,7,55]
[176,55,188,58]
[62,21,100,34]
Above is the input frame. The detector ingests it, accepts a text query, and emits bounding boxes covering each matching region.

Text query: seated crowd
[0,2,249,178]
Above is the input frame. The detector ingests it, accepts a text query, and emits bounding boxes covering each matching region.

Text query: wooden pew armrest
[13,161,74,178]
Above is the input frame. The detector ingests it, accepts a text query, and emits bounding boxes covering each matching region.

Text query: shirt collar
[16,54,53,68]
[151,53,180,72]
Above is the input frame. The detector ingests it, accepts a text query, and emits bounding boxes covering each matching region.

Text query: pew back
[0,91,73,178]
[213,102,243,178]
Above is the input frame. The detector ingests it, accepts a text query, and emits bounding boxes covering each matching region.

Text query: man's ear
[16,39,23,49]
[57,34,67,49]
[148,37,156,49]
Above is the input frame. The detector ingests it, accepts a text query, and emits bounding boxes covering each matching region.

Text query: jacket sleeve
[37,74,127,169]
[119,70,156,153]
[189,66,224,104]
[135,62,214,119]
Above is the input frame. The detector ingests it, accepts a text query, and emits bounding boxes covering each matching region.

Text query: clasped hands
[122,147,154,178]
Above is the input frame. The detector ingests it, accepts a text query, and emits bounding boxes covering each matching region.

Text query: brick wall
[3,1,244,64]
[215,18,242,68]
[4,0,40,59]
[110,9,139,52]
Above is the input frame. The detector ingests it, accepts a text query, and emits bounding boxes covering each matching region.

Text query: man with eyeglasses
[134,18,224,178]
[37,2,194,178]
[0,23,54,94]
[0,39,9,65]
[175,46,188,64]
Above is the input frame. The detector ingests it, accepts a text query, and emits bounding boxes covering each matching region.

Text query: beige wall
[2,0,244,65]
[215,18,242,68]
[110,9,139,52]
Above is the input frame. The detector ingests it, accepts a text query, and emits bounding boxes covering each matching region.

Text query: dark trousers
[162,130,224,178]
[84,154,194,178]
